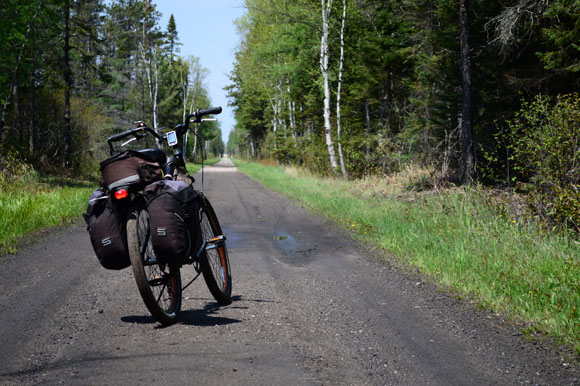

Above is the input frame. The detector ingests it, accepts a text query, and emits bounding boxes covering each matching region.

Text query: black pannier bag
[100,150,163,191]
[83,188,131,270]
[144,180,202,264]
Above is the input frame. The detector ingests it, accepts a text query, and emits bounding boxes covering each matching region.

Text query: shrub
[502,94,580,232]
[0,151,36,189]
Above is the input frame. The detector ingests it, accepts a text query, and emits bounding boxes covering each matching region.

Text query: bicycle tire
[198,195,232,304]
[127,206,182,325]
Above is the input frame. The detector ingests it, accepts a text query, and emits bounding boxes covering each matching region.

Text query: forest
[0,0,579,233]
[226,0,580,233]
[0,0,224,178]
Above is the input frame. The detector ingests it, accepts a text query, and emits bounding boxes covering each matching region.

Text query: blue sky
[155,1,246,145]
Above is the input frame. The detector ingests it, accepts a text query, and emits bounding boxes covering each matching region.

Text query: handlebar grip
[197,106,222,116]
[108,130,133,143]
[106,126,161,146]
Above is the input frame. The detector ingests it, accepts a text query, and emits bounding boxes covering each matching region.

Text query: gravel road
[0,158,578,385]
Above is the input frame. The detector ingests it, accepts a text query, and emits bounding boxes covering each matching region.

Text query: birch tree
[336,0,347,178]
[320,0,338,171]
[186,56,208,160]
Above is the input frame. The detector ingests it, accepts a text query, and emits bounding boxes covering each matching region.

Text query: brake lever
[201,118,217,122]
[121,137,137,147]
[120,132,146,148]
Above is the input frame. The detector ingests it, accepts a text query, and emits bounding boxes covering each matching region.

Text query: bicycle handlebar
[185,106,222,129]
[196,106,222,117]
[105,106,222,155]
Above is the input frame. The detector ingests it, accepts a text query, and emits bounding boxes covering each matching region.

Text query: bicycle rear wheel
[127,206,182,325]
[198,195,232,304]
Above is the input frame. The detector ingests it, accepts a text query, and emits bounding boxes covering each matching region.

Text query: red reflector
[114,189,129,200]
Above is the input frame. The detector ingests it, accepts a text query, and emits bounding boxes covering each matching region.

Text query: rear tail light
[114,188,129,200]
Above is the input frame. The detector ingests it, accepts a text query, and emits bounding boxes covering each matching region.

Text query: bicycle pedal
[207,235,226,243]
[148,276,165,286]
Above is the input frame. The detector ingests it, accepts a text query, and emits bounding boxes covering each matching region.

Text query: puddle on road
[271,232,298,255]
[272,231,317,266]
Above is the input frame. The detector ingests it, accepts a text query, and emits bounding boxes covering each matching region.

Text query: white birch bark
[181,69,189,124]
[320,0,338,171]
[140,27,158,133]
[192,128,198,160]
[336,0,347,178]
[270,95,280,166]
[140,24,152,119]
[186,57,205,161]
[152,46,159,130]
[287,80,298,147]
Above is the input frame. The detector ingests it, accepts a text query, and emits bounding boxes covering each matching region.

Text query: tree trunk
[14,83,21,143]
[29,83,36,153]
[287,81,297,148]
[182,69,189,161]
[320,0,338,171]
[64,0,73,168]
[270,96,280,166]
[460,0,475,184]
[365,100,371,159]
[289,99,297,145]
[182,69,188,124]
[336,0,347,178]
[0,0,44,138]
[192,127,198,161]
[184,131,188,162]
[385,72,393,137]
[152,47,159,129]
[141,22,158,131]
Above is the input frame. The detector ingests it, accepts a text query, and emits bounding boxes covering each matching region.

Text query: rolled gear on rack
[100,150,163,191]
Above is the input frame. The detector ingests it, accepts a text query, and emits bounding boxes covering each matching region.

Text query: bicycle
[103,107,232,325]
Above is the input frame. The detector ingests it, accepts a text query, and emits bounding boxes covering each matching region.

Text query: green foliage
[343,134,402,178]
[0,0,217,178]
[0,182,93,255]
[0,160,93,255]
[228,0,580,188]
[0,151,36,189]
[538,1,580,73]
[503,94,580,232]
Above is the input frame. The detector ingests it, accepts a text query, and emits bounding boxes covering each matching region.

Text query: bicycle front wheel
[198,195,232,304]
[127,206,182,325]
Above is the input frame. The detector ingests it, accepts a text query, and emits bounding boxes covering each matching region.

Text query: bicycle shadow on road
[121,295,246,327]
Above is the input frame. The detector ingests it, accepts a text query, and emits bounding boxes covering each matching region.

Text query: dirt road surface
[0,158,578,385]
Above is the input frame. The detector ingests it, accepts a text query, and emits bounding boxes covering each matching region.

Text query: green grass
[234,160,580,354]
[0,177,94,255]
[0,158,223,255]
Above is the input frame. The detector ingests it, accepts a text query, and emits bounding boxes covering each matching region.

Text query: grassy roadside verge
[0,158,222,255]
[234,160,580,355]
[0,177,94,255]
